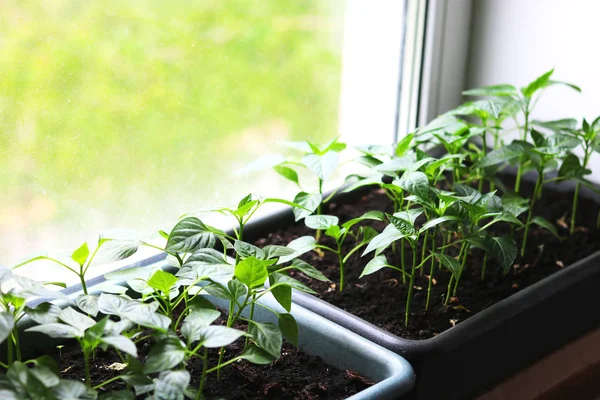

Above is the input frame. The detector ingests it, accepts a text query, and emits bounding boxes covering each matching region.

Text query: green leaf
[262,245,295,260]
[102,336,138,357]
[278,313,298,346]
[277,236,316,264]
[154,370,190,400]
[324,224,342,239]
[76,294,99,317]
[0,312,15,345]
[235,257,270,288]
[532,216,560,239]
[166,217,216,253]
[198,326,246,348]
[490,236,517,273]
[532,118,578,132]
[59,307,96,332]
[226,280,246,301]
[477,142,528,168]
[463,84,518,98]
[419,216,460,233]
[0,267,13,285]
[148,270,178,294]
[466,236,492,253]
[29,365,60,388]
[271,284,292,312]
[94,230,141,266]
[530,128,547,148]
[271,272,316,294]
[546,80,581,93]
[292,192,322,221]
[238,154,286,174]
[278,140,313,153]
[24,302,61,325]
[50,380,96,400]
[239,344,276,365]
[290,259,330,282]
[362,224,405,255]
[395,134,414,156]
[26,323,82,339]
[71,242,89,266]
[521,68,554,98]
[396,171,431,199]
[273,165,300,186]
[502,193,529,217]
[302,151,339,181]
[387,214,417,236]
[433,252,461,279]
[144,338,186,374]
[234,241,265,259]
[186,248,227,265]
[233,199,259,218]
[248,321,282,359]
[559,153,590,179]
[360,255,388,278]
[304,214,339,230]
[342,211,385,230]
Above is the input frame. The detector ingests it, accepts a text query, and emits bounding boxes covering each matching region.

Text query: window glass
[0,1,345,279]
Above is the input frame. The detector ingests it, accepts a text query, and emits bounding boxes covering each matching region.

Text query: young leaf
[304,214,339,230]
[462,84,518,98]
[50,380,97,400]
[362,225,405,255]
[199,326,246,348]
[419,216,460,233]
[248,321,282,359]
[234,241,265,259]
[102,336,138,358]
[154,371,190,400]
[165,217,216,253]
[271,272,317,294]
[94,230,141,266]
[342,211,385,230]
[59,307,96,332]
[490,236,517,273]
[360,255,388,278]
[302,151,339,181]
[502,193,529,217]
[292,192,322,221]
[532,216,560,238]
[26,323,82,339]
[290,259,330,282]
[181,309,221,343]
[144,338,186,374]
[278,313,298,346]
[228,279,247,300]
[235,257,270,288]
[0,312,15,345]
[387,214,416,237]
[76,294,99,317]
[477,142,528,168]
[396,171,430,199]
[262,245,295,260]
[148,270,178,294]
[395,133,415,156]
[271,284,292,312]
[521,68,554,98]
[239,344,276,365]
[433,253,461,279]
[71,243,89,266]
[24,302,61,325]
[273,165,300,186]
[277,236,317,264]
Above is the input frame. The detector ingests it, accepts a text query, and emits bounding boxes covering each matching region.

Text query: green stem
[425,228,438,310]
[337,245,344,292]
[570,181,580,235]
[83,348,91,387]
[400,239,407,284]
[420,234,428,277]
[515,110,530,193]
[452,243,469,297]
[12,329,21,362]
[481,254,488,281]
[196,348,209,400]
[478,122,488,193]
[6,334,13,366]
[444,275,454,306]
[79,269,88,295]
[404,243,417,327]
[93,374,124,390]
[521,169,543,257]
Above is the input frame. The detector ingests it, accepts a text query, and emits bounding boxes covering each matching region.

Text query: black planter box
[238,176,600,400]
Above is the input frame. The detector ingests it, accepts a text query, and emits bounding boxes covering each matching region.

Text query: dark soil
[254,178,600,340]
[58,316,372,399]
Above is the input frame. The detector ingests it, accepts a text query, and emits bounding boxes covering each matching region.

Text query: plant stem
[93,375,124,390]
[515,110,530,193]
[400,239,407,284]
[420,234,428,277]
[452,243,469,297]
[425,228,437,310]
[83,348,91,387]
[404,243,417,327]
[6,335,13,366]
[337,245,345,292]
[79,269,88,295]
[478,122,488,193]
[570,181,580,235]
[521,169,543,257]
[481,254,488,281]
[12,329,21,362]
[196,348,208,400]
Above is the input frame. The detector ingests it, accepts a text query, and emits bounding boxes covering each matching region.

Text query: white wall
[466,0,600,180]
